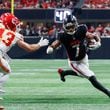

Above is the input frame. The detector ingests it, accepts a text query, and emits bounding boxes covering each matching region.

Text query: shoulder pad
[78,24,87,28]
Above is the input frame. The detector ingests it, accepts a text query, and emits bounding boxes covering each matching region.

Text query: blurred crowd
[19,21,110,38]
[0,0,109,38]
[87,23,110,38]
[83,0,110,9]
[19,22,62,38]
[1,0,110,9]
[0,0,78,9]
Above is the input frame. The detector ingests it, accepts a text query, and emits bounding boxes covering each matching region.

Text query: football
[88,39,97,46]
[87,38,101,50]
[87,38,100,50]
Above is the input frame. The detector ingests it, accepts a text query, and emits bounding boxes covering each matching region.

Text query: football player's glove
[38,37,49,47]
[88,39,101,50]
[46,46,54,54]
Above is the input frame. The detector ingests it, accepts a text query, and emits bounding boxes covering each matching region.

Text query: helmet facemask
[63,15,78,35]
[16,22,23,33]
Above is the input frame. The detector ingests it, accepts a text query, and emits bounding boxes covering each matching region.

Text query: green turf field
[0,59,110,110]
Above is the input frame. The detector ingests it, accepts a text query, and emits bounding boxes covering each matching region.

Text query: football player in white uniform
[0,13,49,98]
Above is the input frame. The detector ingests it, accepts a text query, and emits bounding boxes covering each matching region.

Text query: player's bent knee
[0,58,11,74]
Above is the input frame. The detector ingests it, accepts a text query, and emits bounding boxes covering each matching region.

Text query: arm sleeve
[78,24,88,35]
[56,32,63,42]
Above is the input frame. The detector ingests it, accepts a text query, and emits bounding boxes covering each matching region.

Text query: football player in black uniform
[46,14,110,97]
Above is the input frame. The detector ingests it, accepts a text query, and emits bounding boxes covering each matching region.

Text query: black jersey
[57,24,88,61]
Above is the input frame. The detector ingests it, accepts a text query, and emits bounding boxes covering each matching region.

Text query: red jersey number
[2,32,15,46]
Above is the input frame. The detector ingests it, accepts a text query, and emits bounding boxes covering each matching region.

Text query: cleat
[106,90,110,98]
[0,106,4,110]
[58,68,65,82]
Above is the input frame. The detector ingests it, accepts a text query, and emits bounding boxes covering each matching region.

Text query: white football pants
[0,57,11,88]
[68,54,95,78]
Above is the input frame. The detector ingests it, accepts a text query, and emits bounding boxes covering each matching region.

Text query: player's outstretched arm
[17,37,49,52]
[46,40,61,54]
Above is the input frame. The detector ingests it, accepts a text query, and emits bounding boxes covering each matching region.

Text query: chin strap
[67,31,75,35]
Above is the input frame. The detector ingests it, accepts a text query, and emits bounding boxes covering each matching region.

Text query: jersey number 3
[2,32,15,46]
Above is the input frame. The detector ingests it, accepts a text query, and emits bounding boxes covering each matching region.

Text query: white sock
[0,74,9,87]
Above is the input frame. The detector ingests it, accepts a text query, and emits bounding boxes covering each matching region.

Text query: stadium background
[1,0,110,110]
[0,0,110,59]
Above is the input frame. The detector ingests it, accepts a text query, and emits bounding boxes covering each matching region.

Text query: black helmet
[63,14,78,35]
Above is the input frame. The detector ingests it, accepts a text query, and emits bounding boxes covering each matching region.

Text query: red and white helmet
[0,12,21,32]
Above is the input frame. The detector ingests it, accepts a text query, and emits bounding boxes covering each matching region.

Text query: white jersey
[0,28,23,54]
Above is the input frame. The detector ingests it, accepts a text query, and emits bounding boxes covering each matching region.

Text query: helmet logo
[12,17,19,26]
